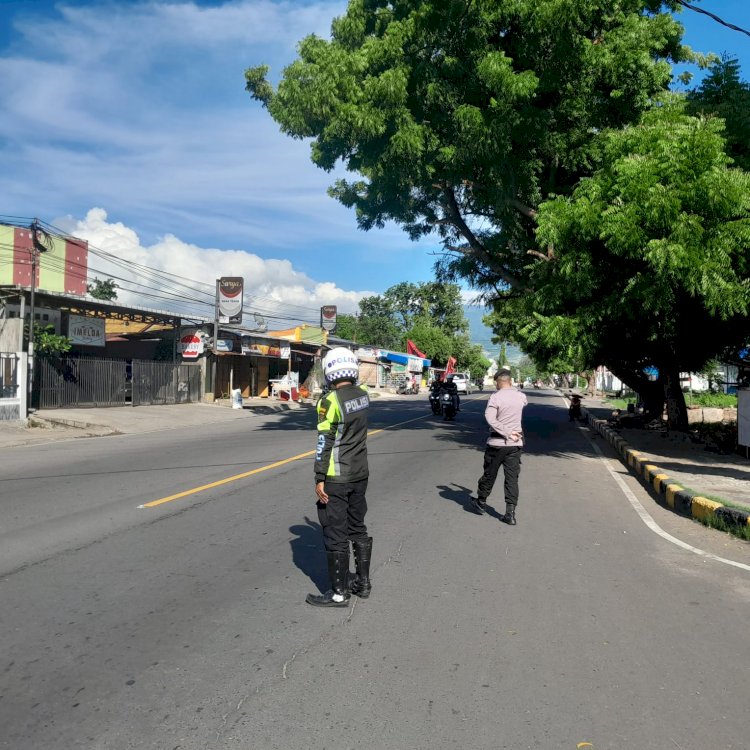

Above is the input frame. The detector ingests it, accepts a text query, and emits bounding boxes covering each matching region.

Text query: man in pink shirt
[471,370,528,524]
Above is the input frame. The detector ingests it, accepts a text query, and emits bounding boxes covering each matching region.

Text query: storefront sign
[217,277,244,324]
[241,335,281,358]
[216,339,234,352]
[68,314,105,347]
[179,330,205,359]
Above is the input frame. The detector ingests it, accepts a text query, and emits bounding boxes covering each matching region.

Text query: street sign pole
[212,279,219,398]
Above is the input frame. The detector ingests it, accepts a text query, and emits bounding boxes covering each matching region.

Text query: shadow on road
[255,390,599,463]
[436,482,507,523]
[289,516,328,594]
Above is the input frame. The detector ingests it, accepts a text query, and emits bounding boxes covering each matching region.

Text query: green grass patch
[699,512,750,541]
[684,392,737,408]
[601,398,636,410]
[678,485,750,541]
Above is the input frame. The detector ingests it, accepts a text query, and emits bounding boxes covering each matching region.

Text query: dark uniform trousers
[317,478,369,553]
[477,445,522,506]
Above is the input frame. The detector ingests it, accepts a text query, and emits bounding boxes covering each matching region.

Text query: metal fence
[1,352,20,399]
[39,356,128,408]
[132,360,201,406]
[38,356,202,409]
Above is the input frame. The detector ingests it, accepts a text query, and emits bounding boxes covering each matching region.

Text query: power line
[2,219,332,327]
[677,1,750,38]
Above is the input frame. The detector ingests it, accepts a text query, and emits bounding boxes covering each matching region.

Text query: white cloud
[0,0,440,292]
[64,208,374,325]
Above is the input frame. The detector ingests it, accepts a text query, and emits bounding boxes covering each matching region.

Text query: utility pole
[27,219,48,410]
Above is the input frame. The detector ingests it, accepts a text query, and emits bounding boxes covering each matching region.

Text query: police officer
[306,347,373,608]
[471,369,527,524]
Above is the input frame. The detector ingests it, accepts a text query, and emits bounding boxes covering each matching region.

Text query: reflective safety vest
[314,383,369,484]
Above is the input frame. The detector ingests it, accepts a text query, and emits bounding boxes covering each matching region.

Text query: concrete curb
[582,408,750,531]
[28,414,119,435]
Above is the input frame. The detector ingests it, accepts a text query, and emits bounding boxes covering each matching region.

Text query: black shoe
[306,589,350,607]
[502,505,517,525]
[470,497,487,515]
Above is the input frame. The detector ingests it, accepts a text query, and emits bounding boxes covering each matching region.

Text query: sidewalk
[583,400,750,530]
[0,390,402,449]
[0,398,310,449]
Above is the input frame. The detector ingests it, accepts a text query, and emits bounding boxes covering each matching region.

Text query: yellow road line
[138,450,315,508]
[139,410,435,509]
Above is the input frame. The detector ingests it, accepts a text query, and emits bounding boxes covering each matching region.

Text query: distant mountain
[464,305,522,364]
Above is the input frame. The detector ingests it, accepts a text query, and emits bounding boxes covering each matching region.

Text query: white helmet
[322,347,359,385]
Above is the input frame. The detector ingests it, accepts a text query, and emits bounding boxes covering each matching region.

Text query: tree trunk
[582,370,597,397]
[664,368,688,431]
[607,364,663,420]
[640,379,665,422]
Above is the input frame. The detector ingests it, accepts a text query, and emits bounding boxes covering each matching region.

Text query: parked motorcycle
[440,390,456,421]
[569,393,583,421]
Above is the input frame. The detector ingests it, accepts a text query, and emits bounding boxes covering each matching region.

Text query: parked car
[452,373,473,394]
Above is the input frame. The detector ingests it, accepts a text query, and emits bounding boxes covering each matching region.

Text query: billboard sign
[241,336,281,358]
[320,305,337,332]
[217,277,243,324]
[68,314,105,347]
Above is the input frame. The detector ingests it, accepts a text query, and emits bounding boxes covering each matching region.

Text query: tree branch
[441,186,521,288]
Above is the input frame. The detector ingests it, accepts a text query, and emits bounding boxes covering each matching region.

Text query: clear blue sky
[1,1,748,321]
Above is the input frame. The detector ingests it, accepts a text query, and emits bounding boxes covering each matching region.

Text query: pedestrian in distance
[471,369,528,524]
[306,347,373,608]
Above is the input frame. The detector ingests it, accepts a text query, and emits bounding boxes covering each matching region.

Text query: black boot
[502,503,517,525]
[350,537,373,598]
[306,550,351,607]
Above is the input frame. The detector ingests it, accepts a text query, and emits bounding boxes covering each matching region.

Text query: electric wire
[676,1,750,38]
[1,219,327,327]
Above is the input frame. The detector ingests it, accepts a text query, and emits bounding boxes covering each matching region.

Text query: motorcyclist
[443,375,460,413]
[428,379,442,412]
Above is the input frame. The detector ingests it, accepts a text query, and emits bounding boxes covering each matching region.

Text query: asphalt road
[1,390,749,750]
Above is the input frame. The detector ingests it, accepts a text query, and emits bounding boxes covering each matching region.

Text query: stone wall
[686,407,737,424]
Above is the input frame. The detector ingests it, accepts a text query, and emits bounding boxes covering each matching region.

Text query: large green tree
[498,98,750,427]
[247,0,691,292]
[687,54,750,171]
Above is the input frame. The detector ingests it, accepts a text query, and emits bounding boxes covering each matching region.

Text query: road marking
[138,410,436,509]
[585,433,750,572]
[561,393,750,573]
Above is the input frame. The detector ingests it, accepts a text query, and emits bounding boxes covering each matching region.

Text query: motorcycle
[429,389,442,415]
[568,393,582,421]
[440,390,456,421]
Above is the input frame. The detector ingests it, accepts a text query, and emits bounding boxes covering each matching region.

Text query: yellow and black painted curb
[582,409,750,530]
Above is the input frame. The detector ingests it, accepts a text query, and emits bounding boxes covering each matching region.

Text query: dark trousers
[477,446,522,507]
[317,479,369,552]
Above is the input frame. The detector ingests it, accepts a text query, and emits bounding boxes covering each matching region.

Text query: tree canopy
[247,0,691,291]
[490,98,750,425]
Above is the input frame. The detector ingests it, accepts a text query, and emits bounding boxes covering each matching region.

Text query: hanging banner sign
[217,277,244,324]
[241,336,281,358]
[68,314,105,347]
[320,305,337,332]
